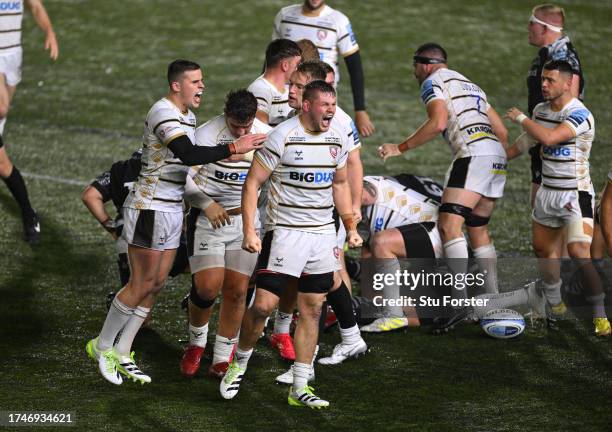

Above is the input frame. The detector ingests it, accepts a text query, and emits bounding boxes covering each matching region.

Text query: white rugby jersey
[124,98,196,212]
[255,115,349,233]
[362,176,439,234]
[272,4,359,83]
[532,98,595,192]
[191,115,272,209]
[248,75,290,127]
[0,0,23,55]
[420,68,505,160]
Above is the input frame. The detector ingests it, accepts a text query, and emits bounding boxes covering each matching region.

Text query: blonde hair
[533,4,565,25]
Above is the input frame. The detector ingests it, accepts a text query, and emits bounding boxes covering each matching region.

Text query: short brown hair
[533,4,565,25]
[296,39,320,62]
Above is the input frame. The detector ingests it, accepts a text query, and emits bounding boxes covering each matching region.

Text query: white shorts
[445,156,507,198]
[256,228,341,277]
[533,188,594,242]
[0,50,22,87]
[187,209,259,276]
[336,222,346,249]
[122,207,183,251]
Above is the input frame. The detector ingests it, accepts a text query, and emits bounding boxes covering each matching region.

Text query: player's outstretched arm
[378,99,447,161]
[168,134,265,166]
[505,107,574,146]
[333,165,363,248]
[241,158,271,253]
[27,0,58,60]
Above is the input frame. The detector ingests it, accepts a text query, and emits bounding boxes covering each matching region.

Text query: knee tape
[567,218,593,245]
[255,271,288,298]
[298,272,333,294]
[439,203,472,219]
[465,213,490,227]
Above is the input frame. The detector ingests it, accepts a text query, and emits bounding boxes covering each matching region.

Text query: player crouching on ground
[180,89,271,378]
[505,60,611,336]
[220,81,362,409]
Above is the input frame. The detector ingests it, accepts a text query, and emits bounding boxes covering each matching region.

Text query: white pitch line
[22,171,89,187]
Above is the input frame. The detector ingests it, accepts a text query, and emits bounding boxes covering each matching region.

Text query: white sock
[542,280,563,306]
[234,347,253,369]
[188,323,209,348]
[377,258,403,317]
[586,293,607,319]
[273,311,292,334]
[0,117,6,135]
[212,334,237,364]
[340,324,362,345]
[444,237,469,300]
[474,289,528,319]
[473,244,499,294]
[114,306,149,356]
[97,297,134,351]
[293,362,310,390]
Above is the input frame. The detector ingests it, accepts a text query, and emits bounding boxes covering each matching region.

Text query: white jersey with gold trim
[532,98,595,192]
[0,0,23,55]
[191,115,272,209]
[255,115,349,234]
[362,175,440,234]
[287,104,360,151]
[124,97,196,212]
[247,75,290,127]
[420,68,505,160]
[272,3,358,83]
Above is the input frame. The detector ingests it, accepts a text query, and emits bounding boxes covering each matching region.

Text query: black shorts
[397,222,437,259]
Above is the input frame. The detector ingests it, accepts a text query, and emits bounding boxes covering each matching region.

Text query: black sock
[318,301,328,334]
[326,282,357,329]
[2,166,35,218]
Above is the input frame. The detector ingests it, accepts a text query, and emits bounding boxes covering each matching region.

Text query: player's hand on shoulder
[204,202,230,229]
[378,143,401,161]
[355,110,375,137]
[232,133,267,155]
[242,230,261,253]
[347,230,363,249]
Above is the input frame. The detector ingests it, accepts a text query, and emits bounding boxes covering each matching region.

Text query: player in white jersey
[248,39,301,127]
[505,60,610,336]
[0,0,57,243]
[273,0,375,137]
[379,44,508,321]
[86,60,265,386]
[180,89,272,379]
[220,81,362,409]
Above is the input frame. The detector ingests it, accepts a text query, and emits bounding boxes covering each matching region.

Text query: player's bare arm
[347,149,363,222]
[505,107,575,146]
[27,0,58,60]
[81,185,116,239]
[487,107,508,148]
[378,99,447,161]
[241,158,271,253]
[333,165,363,248]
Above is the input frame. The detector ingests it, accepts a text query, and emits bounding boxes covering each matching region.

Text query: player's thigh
[193,267,225,298]
[0,146,13,177]
[127,245,165,287]
[370,228,407,258]
[397,222,440,259]
[532,220,563,258]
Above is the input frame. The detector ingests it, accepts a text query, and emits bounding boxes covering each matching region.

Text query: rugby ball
[480,308,525,339]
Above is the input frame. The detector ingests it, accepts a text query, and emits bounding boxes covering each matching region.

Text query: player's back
[533,98,594,192]
[422,68,505,160]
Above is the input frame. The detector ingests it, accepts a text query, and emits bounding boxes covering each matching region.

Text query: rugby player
[220,81,362,408]
[0,0,58,243]
[358,174,442,332]
[248,39,301,127]
[273,0,375,137]
[86,59,265,386]
[180,89,271,379]
[505,60,611,336]
[378,44,508,326]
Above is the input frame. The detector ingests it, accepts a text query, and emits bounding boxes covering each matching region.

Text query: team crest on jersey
[317,29,328,41]
[329,147,338,158]
[333,247,340,259]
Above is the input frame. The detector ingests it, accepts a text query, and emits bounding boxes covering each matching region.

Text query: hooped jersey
[420,68,505,160]
[0,0,23,55]
[531,98,595,192]
[255,115,349,234]
[191,115,272,209]
[272,3,358,83]
[124,98,196,212]
[362,175,441,234]
[287,104,360,151]
[248,75,290,127]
